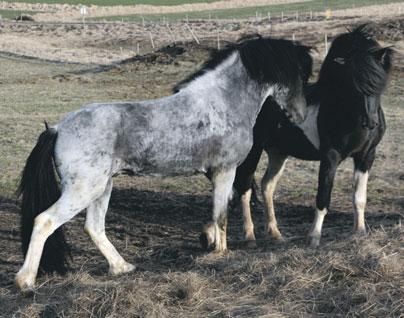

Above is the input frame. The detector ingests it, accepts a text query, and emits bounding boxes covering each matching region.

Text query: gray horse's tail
[17,124,71,275]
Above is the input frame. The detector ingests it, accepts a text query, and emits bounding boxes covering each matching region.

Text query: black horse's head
[319,24,393,127]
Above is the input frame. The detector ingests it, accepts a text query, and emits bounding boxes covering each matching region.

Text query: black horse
[234,24,393,247]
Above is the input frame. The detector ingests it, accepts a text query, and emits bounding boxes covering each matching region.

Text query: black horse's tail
[17,125,70,275]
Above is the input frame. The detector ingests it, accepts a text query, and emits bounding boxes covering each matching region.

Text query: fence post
[166,23,176,44]
[186,24,200,44]
[149,31,155,50]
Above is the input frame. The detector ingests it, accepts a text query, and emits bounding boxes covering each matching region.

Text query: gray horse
[16,36,309,291]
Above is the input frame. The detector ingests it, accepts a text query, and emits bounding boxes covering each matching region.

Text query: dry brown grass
[0,16,403,318]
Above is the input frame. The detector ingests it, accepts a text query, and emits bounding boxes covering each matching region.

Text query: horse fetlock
[15,269,36,292]
[109,261,135,275]
[267,223,283,240]
[354,225,367,236]
[214,237,227,253]
[308,232,321,248]
[245,230,256,242]
[217,231,227,252]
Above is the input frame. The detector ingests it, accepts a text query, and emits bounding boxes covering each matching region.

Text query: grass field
[0,9,40,19]
[0,10,403,317]
[0,0,219,6]
[91,0,404,22]
[0,23,403,315]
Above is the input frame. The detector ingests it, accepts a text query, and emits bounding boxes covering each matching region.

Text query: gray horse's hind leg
[84,179,135,275]
[201,167,236,252]
[15,178,108,291]
[261,148,287,240]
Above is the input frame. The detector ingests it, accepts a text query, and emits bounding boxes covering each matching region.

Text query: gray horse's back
[54,98,252,178]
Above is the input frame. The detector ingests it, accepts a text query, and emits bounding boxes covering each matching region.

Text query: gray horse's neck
[180,52,272,128]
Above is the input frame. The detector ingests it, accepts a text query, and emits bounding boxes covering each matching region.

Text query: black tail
[17,126,70,275]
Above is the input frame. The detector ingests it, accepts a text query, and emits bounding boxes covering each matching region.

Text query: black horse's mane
[318,24,393,96]
[173,35,308,92]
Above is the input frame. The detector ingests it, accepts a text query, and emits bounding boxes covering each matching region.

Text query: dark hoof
[353,228,367,237]
[245,240,257,249]
[199,233,215,252]
[199,232,209,250]
[308,236,320,248]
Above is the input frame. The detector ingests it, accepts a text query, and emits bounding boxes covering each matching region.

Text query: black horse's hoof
[199,232,209,251]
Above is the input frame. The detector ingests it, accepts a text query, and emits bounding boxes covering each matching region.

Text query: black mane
[318,24,393,96]
[173,35,309,92]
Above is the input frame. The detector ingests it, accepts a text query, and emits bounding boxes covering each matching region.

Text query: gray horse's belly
[120,125,253,176]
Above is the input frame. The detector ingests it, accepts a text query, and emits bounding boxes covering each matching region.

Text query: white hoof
[109,262,136,275]
[15,270,36,292]
[308,234,321,248]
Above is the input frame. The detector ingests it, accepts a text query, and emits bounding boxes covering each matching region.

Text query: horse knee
[33,213,57,237]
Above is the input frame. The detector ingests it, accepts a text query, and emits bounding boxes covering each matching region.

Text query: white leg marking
[16,180,108,291]
[353,170,369,234]
[85,180,135,275]
[15,207,58,291]
[261,148,287,240]
[308,207,327,247]
[241,189,256,246]
[202,168,236,252]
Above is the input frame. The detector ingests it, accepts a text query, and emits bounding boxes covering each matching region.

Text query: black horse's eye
[334,57,346,65]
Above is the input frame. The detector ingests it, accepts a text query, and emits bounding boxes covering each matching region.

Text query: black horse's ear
[334,57,346,65]
[373,47,393,71]
[296,45,313,83]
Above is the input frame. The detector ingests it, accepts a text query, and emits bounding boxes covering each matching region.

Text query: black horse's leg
[309,148,342,247]
[234,143,264,246]
[261,147,288,240]
[352,148,376,235]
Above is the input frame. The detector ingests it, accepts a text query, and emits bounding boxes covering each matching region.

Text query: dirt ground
[0,7,403,318]
[0,0,312,21]
[0,3,403,64]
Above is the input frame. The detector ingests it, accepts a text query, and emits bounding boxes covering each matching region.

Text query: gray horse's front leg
[200,167,236,252]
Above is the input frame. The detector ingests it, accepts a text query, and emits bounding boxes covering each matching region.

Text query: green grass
[0,9,40,19]
[91,0,404,22]
[0,0,218,6]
